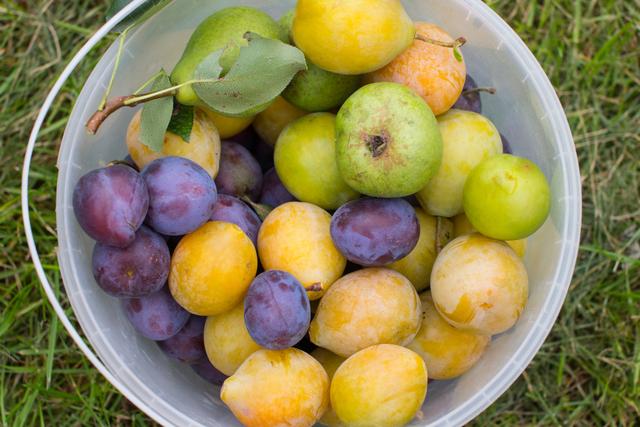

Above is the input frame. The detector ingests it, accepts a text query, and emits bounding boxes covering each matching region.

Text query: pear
[335,83,443,197]
[170,7,284,115]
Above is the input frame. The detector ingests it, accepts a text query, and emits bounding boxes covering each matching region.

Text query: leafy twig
[85,78,220,134]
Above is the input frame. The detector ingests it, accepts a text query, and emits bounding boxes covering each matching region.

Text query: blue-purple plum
[215,142,263,200]
[210,194,261,245]
[92,225,169,298]
[330,198,419,266]
[228,126,259,150]
[259,168,295,208]
[191,357,228,385]
[141,156,217,236]
[122,286,190,340]
[73,164,148,247]
[501,133,513,154]
[453,74,482,113]
[158,315,206,363]
[244,270,310,350]
[252,138,275,172]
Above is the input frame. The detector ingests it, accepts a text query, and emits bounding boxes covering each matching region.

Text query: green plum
[275,113,359,210]
[417,109,503,217]
[463,154,551,240]
[171,7,285,115]
[279,8,361,113]
[335,82,442,197]
[283,62,361,112]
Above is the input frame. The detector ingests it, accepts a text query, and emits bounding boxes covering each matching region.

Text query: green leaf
[193,33,307,116]
[167,104,194,142]
[139,70,173,152]
[106,0,171,33]
[194,49,225,82]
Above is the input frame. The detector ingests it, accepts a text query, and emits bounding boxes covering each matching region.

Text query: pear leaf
[193,33,307,116]
[194,49,225,82]
[167,104,194,142]
[139,69,173,152]
[106,0,171,33]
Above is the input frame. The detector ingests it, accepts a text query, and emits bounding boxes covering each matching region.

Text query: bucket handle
[21,0,170,424]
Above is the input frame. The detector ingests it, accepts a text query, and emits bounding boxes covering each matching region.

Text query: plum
[274,113,359,210]
[259,168,296,208]
[221,349,329,427]
[122,286,190,341]
[204,303,262,376]
[330,344,427,427]
[141,156,217,236]
[215,142,263,200]
[416,109,502,217]
[431,234,529,335]
[330,198,419,266]
[452,74,482,113]
[158,315,206,363]
[388,209,453,292]
[126,109,221,177]
[169,221,257,316]
[210,194,261,245]
[258,202,345,300]
[73,164,148,247]
[92,225,169,298]
[463,154,550,240]
[310,268,422,357]
[190,357,228,385]
[244,270,310,350]
[407,292,490,379]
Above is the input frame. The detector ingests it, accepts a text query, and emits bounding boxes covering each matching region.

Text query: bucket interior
[55,0,579,425]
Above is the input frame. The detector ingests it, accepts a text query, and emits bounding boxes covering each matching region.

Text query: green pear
[335,82,443,197]
[277,9,295,44]
[171,7,284,113]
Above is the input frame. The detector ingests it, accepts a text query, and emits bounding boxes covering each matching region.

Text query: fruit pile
[74,2,552,426]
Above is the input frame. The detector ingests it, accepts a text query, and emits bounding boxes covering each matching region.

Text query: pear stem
[85,78,221,134]
[415,35,467,49]
[461,87,497,96]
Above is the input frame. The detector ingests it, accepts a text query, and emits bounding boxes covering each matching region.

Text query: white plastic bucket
[23,0,581,425]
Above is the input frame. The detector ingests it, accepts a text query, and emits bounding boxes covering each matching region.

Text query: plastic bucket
[22,0,581,425]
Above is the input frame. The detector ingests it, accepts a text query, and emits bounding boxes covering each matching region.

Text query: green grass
[1,0,638,425]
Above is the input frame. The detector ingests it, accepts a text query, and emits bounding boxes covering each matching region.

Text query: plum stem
[305,283,323,293]
[415,34,467,49]
[107,159,139,172]
[462,87,497,96]
[86,77,221,134]
[435,217,446,253]
[415,35,466,62]
[240,196,273,221]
